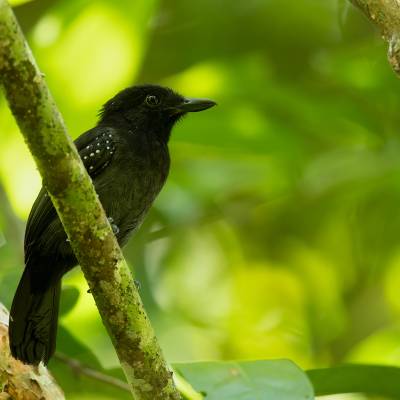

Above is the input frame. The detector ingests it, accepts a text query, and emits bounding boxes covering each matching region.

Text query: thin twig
[146,210,222,242]
[54,352,130,393]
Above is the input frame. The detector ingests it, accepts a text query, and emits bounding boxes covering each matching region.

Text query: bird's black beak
[174,97,217,113]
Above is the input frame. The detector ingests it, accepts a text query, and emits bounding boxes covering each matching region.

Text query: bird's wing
[74,126,117,178]
[24,127,117,257]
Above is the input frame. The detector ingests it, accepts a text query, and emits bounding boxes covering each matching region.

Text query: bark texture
[0,1,180,398]
[350,0,400,74]
[0,303,65,400]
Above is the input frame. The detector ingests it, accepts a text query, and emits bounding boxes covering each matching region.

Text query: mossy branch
[0,1,180,399]
[350,0,400,75]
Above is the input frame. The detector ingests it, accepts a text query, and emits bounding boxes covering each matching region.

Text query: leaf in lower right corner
[174,359,314,400]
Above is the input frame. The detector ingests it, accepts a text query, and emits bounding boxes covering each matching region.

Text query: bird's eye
[145,95,160,107]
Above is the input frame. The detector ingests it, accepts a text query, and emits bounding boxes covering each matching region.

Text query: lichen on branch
[350,0,400,75]
[0,1,180,399]
[0,303,65,399]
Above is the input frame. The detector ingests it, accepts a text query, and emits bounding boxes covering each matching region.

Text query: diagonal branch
[350,0,400,75]
[54,352,131,393]
[0,1,180,399]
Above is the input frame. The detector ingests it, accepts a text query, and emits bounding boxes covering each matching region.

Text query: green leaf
[174,359,314,400]
[307,364,400,398]
[59,286,80,316]
[9,0,34,5]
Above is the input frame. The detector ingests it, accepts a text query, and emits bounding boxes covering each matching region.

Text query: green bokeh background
[1,0,399,398]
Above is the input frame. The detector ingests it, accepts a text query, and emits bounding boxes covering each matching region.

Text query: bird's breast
[94,135,169,244]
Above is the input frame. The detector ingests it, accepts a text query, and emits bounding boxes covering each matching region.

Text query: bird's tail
[9,267,60,365]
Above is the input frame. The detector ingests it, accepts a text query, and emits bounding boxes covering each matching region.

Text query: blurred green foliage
[176,360,314,399]
[1,0,400,398]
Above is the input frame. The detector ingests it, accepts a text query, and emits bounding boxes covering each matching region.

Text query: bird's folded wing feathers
[24,127,117,254]
[75,126,117,178]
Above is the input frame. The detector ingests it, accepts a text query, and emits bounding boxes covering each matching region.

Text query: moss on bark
[0,1,180,398]
[350,0,400,75]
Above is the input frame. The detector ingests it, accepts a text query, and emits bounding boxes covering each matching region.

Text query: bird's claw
[108,217,120,235]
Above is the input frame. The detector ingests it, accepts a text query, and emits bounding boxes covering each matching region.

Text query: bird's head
[98,84,216,142]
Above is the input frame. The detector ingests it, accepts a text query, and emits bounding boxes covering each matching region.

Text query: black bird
[9,84,216,365]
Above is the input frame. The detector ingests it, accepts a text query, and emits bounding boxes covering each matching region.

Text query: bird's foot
[108,217,120,235]
[134,280,141,291]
